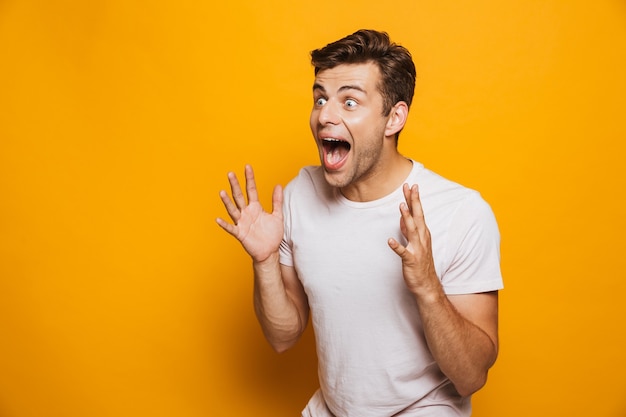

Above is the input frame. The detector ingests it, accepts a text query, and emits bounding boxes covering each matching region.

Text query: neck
[340,152,413,202]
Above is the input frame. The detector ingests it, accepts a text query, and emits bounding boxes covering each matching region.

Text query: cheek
[342,113,367,133]
[309,111,318,132]
[344,113,381,140]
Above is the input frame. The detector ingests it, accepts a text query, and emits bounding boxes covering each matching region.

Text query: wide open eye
[315,97,327,107]
[345,99,357,109]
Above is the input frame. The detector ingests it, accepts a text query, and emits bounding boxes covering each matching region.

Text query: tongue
[326,146,347,165]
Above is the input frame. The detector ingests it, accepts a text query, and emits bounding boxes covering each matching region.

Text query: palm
[232,199,283,262]
[217,166,284,263]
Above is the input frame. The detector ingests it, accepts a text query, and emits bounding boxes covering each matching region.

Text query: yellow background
[1,0,625,416]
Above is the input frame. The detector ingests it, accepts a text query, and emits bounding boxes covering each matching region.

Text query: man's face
[310,62,391,190]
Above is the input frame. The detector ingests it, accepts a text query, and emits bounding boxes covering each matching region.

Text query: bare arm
[253,258,309,352]
[413,290,498,397]
[217,165,309,352]
[388,184,499,397]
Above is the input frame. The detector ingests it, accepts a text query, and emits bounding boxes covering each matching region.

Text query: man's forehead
[313,62,380,90]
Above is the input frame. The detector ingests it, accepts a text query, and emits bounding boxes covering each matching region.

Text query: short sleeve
[279,180,295,267]
[441,193,503,294]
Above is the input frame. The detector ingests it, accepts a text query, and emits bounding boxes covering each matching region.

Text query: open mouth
[322,138,351,168]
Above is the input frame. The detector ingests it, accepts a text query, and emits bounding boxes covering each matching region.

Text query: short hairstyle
[310,29,416,117]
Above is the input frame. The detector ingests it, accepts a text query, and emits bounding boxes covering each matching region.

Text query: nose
[317,100,340,125]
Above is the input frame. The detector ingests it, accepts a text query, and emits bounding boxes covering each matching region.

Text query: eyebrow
[312,83,367,94]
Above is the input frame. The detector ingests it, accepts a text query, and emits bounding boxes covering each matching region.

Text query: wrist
[409,276,446,304]
[253,251,280,270]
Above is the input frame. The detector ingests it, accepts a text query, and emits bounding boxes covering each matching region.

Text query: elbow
[455,341,498,397]
[262,313,308,354]
[271,343,292,354]
[264,324,305,353]
[268,336,300,353]
[257,307,309,354]
[454,372,488,398]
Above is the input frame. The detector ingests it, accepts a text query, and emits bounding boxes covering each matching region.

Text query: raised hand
[216,165,284,263]
[388,183,440,295]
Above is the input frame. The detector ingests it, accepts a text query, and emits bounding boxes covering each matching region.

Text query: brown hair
[310,29,416,117]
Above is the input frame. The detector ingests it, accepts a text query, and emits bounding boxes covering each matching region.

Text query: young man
[217,29,503,417]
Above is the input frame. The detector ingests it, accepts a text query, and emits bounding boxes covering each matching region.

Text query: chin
[322,169,351,189]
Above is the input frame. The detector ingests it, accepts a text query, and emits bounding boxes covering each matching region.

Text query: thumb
[272,185,283,217]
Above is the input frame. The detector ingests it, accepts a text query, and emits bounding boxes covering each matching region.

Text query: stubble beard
[322,144,383,191]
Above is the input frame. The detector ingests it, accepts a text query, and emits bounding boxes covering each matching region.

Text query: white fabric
[279,161,503,417]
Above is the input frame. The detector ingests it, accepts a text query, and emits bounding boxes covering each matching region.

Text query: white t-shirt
[279,161,503,417]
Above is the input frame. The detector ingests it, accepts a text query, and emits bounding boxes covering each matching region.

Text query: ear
[384,101,409,138]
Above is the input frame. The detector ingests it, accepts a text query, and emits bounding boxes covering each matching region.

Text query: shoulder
[284,165,333,201]
[410,163,488,217]
[412,163,476,201]
[285,165,322,188]
[410,162,499,239]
